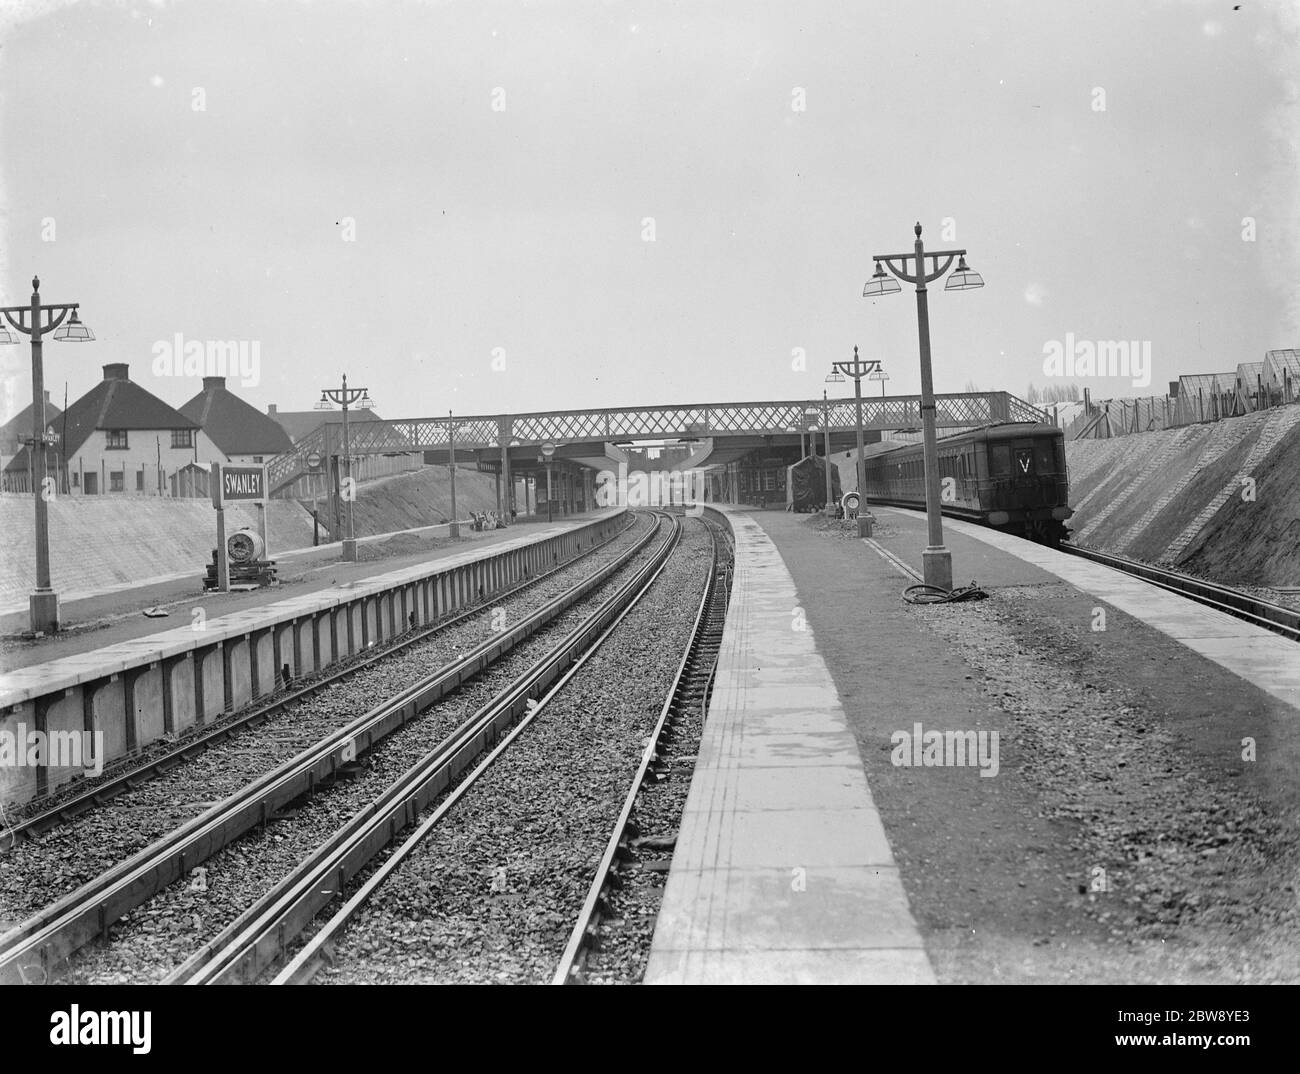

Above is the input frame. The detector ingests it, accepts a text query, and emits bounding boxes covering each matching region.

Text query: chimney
[267,404,277,415]
[203,375,226,391]
[103,363,129,381]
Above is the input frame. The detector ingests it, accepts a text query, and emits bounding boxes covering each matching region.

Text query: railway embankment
[1065,403,1300,587]
[0,467,500,610]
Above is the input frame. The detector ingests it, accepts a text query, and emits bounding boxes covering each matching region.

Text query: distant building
[0,390,62,456]
[1263,350,1299,407]
[1235,361,1267,413]
[3,363,215,495]
[180,376,293,465]
[265,403,383,445]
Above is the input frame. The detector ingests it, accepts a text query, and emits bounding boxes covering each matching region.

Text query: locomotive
[862,422,1073,543]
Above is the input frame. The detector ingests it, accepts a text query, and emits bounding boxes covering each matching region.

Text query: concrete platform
[644,507,935,984]
[0,510,627,806]
[648,501,1299,985]
[875,507,1300,713]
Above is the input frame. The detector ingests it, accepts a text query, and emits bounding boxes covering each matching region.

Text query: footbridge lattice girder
[268,392,1047,493]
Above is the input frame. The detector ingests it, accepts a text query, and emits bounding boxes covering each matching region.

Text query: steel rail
[551,517,729,984]
[1061,544,1299,642]
[266,513,686,985]
[0,515,636,852]
[0,514,658,985]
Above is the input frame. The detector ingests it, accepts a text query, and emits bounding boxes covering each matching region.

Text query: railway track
[1061,543,1300,642]
[0,513,663,985]
[164,511,687,985]
[552,516,732,984]
[0,514,638,851]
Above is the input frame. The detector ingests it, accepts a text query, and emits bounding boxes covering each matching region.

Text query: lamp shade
[944,255,984,291]
[863,262,902,298]
[0,323,18,345]
[52,310,94,341]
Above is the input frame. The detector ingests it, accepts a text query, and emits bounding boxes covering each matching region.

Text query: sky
[1,0,1297,427]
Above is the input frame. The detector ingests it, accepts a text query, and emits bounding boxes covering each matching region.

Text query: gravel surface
[55,515,669,982]
[0,515,649,933]
[908,586,1300,983]
[314,518,715,984]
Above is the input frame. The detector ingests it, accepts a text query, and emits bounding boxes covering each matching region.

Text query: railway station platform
[0,510,627,807]
[0,512,608,654]
[648,503,1300,985]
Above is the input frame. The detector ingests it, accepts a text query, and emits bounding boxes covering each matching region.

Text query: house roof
[4,363,197,472]
[268,407,382,444]
[180,377,294,457]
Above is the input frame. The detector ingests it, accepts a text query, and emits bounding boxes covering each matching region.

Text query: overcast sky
[1,0,1297,426]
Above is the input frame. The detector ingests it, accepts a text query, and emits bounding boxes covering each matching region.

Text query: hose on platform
[903,580,989,604]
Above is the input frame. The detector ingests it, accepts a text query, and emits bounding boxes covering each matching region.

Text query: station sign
[211,462,268,508]
[306,451,323,471]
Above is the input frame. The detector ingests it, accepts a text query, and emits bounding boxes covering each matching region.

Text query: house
[180,376,293,466]
[3,363,215,494]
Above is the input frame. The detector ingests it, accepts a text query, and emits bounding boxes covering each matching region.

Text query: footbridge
[269,391,1048,500]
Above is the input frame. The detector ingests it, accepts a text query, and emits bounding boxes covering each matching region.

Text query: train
[786,454,843,512]
[861,422,1073,543]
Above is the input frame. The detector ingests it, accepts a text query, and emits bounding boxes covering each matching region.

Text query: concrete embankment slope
[325,466,500,538]
[0,467,502,608]
[1065,403,1300,585]
[0,496,316,607]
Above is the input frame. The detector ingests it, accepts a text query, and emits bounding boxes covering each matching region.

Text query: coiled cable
[903,580,989,604]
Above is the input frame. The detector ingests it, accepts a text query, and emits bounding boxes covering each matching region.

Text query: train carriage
[862,422,1073,543]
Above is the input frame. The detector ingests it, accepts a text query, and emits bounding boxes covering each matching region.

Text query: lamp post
[0,277,95,635]
[829,346,880,536]
[864,222,984,591]
[447,410,463,538]
[316,375,374,562]
[538,442,557,523]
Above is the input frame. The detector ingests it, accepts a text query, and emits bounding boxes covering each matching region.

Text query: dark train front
[863,422,1073,544]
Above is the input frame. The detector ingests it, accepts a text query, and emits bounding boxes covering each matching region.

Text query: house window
[136,470,145,491]
[106,429,128,449]
[71,472,80,487]
[110,471,125,492]
[252,456,264,463]
[172,429,194,449]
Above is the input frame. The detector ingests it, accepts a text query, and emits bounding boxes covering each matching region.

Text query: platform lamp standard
[828,347,880,537]
[538,442,557,523]
[0,277,95,635]
[446,411,465,538]
[863,223,984,591]
[315,375,374,562]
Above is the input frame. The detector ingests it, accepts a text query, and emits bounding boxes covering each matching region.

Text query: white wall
[68,429,222,494]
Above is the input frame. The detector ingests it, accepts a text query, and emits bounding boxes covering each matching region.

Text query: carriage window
[1036,441,1055,472]
[990,444,1011,476]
